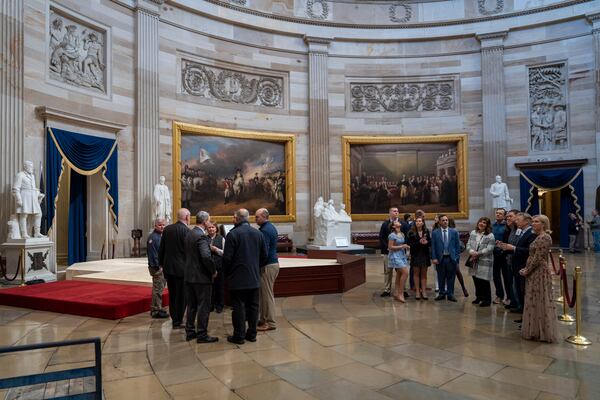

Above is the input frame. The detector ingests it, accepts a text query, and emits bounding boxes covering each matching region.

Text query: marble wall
[2,0,599,256]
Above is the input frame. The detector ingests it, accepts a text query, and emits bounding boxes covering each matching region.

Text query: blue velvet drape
[46,127,119,265]
[519,168,584,248]
[68,169,87,265]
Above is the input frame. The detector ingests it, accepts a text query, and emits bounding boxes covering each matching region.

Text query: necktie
[443,229,448,253]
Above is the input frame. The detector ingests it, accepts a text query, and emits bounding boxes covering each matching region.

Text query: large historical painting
[342,135,468,220]
[173,123,296,223]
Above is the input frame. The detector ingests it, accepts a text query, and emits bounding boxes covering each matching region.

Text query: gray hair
[154,218,165,226]
[235,208,249,222]
[516,212,532,222]
[196,211,210,225]
[257,208,269,219]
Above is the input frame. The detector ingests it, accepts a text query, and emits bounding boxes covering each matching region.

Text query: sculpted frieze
[389,4,412,23]
[181,60,284,108]
[350,81,455,113]
[306,0,329,20]
[528,63,569,152]
[48,8,107,93]
[478,0,504,15]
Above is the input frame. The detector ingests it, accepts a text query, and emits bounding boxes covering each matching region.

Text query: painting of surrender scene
[174,124,296,222]
[343,135,468,220]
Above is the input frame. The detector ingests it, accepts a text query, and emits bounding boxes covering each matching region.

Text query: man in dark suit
[431,214,461,302]
[223,208,268,344]
[158,208,190,329]
[379,207,399,297]
[499,212,536,315]
[184,211,218,343]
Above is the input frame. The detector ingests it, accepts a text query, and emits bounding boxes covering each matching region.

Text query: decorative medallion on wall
[48,7,108,93]
[350,80,455,113]
[306,0,329,20]
[389,4,412,23]
[181,60,284,108]
[478,0,504,15]
[528,63,568,152]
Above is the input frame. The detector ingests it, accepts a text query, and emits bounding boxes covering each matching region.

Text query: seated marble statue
[337,203,352,222]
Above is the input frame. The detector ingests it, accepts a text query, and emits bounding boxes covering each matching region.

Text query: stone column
[135,0,162,236]
[0,0,24,243]
[477,31,508,212]
[304,36,331,237]
[587,14,600,191]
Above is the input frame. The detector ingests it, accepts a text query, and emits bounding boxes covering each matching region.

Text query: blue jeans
[593,231,600,252]
[435,256,457,297]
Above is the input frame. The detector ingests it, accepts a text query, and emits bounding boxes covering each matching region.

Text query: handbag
[465,234,484,269]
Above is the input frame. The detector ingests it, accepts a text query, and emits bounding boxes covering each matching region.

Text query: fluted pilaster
[478,31,507,212]
[1,0,24,243]
[588,14,600,190]
[305,36,331,237]
[136,2,161,235]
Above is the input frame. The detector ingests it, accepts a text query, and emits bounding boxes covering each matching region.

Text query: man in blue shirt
[491,208,508,304]
[255,208,279,331]
[147,218,168,318]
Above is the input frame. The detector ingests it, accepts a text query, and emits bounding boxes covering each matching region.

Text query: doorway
[540,189,560,244]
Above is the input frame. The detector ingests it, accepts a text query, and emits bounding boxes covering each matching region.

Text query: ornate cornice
[36,106,127,133]
[199,0,592,29]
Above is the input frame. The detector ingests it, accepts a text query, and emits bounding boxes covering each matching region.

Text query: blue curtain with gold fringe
[519,168,583,248]
[46,127,119,265]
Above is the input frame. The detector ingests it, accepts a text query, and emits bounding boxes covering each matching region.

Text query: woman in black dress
[407,217,431,300]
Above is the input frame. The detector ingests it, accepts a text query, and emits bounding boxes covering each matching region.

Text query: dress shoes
[215,306,224,314]
[257,324,276,332]
[197,335,219,343]
[404,291,410,298]
[227,335,245,345]
[245,335,257,342]
[172,323,184,330]
[151,310,169,319]
[479,302,491,307]
[434,295,446,301]
[380,291,391,297]
[447,296,458,302]
[472,298,481,305]
[185,332,198,341]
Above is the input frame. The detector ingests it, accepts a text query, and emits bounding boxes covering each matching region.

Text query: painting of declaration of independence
[175,124,296,222]
[343,135,468,220]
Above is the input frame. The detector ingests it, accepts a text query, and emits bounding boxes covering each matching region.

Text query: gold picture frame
[173,122,296,223]
[342,134,468,220]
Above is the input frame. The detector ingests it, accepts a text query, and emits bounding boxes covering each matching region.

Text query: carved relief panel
[528,63,569,152]
[180,59,286,109]
[347,76,458,115]
[48,4,110,95]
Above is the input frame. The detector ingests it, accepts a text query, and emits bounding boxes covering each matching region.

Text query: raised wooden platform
[66,255,366,297]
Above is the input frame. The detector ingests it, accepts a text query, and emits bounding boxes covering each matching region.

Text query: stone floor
[0,252,599,400]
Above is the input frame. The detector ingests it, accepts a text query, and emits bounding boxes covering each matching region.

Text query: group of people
[146,207,280,344]
[379,207,559,343]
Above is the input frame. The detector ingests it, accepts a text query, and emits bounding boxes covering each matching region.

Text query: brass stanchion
[565,266,592,346]
[558,256,574,322]
[20,248,26,287]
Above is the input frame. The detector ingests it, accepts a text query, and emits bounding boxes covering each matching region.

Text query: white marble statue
[313,196,327,245]
[489,175,513,210]
[337,203,352,222]
[323,199,339,221]
[153,176,171,222]
[7,215,21,240]
[12,161,45,239]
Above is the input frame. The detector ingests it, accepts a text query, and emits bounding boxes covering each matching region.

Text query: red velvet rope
[559,265,577,308]
[549,252,559,275]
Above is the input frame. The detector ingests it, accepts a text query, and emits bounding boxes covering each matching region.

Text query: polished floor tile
[1,252,599,399]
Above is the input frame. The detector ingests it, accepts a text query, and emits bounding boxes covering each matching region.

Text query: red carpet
[0,281,169,320]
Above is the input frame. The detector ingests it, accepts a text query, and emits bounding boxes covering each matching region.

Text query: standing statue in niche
[12,161,46,239]
[153,176,171,223]
[490,175,513,210]
[313,196,327,245]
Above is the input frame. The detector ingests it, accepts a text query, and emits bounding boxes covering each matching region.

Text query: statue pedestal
[1,238,56,284]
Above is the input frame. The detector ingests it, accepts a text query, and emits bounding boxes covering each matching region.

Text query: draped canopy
[46,127,119,265]
[519,167,584,248]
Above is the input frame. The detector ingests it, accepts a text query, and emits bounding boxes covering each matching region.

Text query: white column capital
[304,36,332,54]
[477,31,508,50]
[586,12,600,33]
